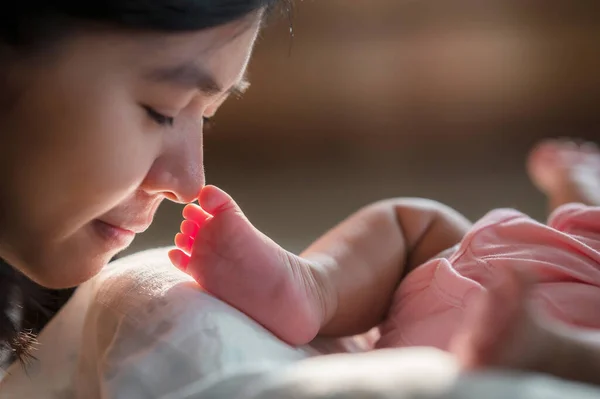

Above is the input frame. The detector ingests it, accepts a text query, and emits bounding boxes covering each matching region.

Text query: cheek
[11,90,161,235]
[63,108,161,215]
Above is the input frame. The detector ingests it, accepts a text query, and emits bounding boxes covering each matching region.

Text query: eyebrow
[145,62,249,97]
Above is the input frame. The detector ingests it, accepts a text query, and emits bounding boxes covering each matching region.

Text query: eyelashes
[144,106,174,127]
[144,106,213,130]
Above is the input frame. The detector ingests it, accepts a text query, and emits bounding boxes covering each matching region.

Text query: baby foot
[527,139,600,209]
[168,186,331,345]
[449,268,557,373]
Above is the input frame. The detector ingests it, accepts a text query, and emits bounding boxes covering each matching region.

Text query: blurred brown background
[126,0,600,255]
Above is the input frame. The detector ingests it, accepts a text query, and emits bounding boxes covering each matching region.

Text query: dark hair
[1,1,287,50]
[0,0,287,371]
[0,258,76,369]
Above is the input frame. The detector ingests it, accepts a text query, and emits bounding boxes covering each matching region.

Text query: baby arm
[303,198,472,337]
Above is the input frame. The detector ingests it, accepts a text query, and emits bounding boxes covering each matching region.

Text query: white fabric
[0,248,365,398]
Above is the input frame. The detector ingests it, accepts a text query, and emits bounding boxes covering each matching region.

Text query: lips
[100,220,151,234]
[105,197,163,231]
[92,219,136,249]
[97,196,164,238]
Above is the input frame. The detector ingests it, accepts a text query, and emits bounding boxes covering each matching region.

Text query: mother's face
[0,13,261,288]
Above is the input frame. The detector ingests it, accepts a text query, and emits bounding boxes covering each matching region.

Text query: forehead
[142,12,262,59]
[73,12,263,90]
[141,13,262,86]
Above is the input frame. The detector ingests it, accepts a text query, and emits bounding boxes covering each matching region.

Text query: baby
[169,139,600,385]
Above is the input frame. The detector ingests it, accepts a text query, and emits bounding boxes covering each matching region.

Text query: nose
[141,125,205,204]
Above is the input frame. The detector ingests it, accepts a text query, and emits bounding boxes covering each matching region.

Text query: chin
[9,225,131,289]
[23,243,117,290]
[26,256,107,289]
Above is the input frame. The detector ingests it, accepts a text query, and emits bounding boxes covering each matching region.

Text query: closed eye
[144,105,214,130]
[143,106,174,127]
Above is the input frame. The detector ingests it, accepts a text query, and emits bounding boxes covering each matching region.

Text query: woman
[0,0,284,371]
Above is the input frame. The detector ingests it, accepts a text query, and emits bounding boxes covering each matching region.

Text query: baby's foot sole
[170,186,329,345]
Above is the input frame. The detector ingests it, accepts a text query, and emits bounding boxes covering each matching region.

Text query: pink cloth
[376,203,600,350]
